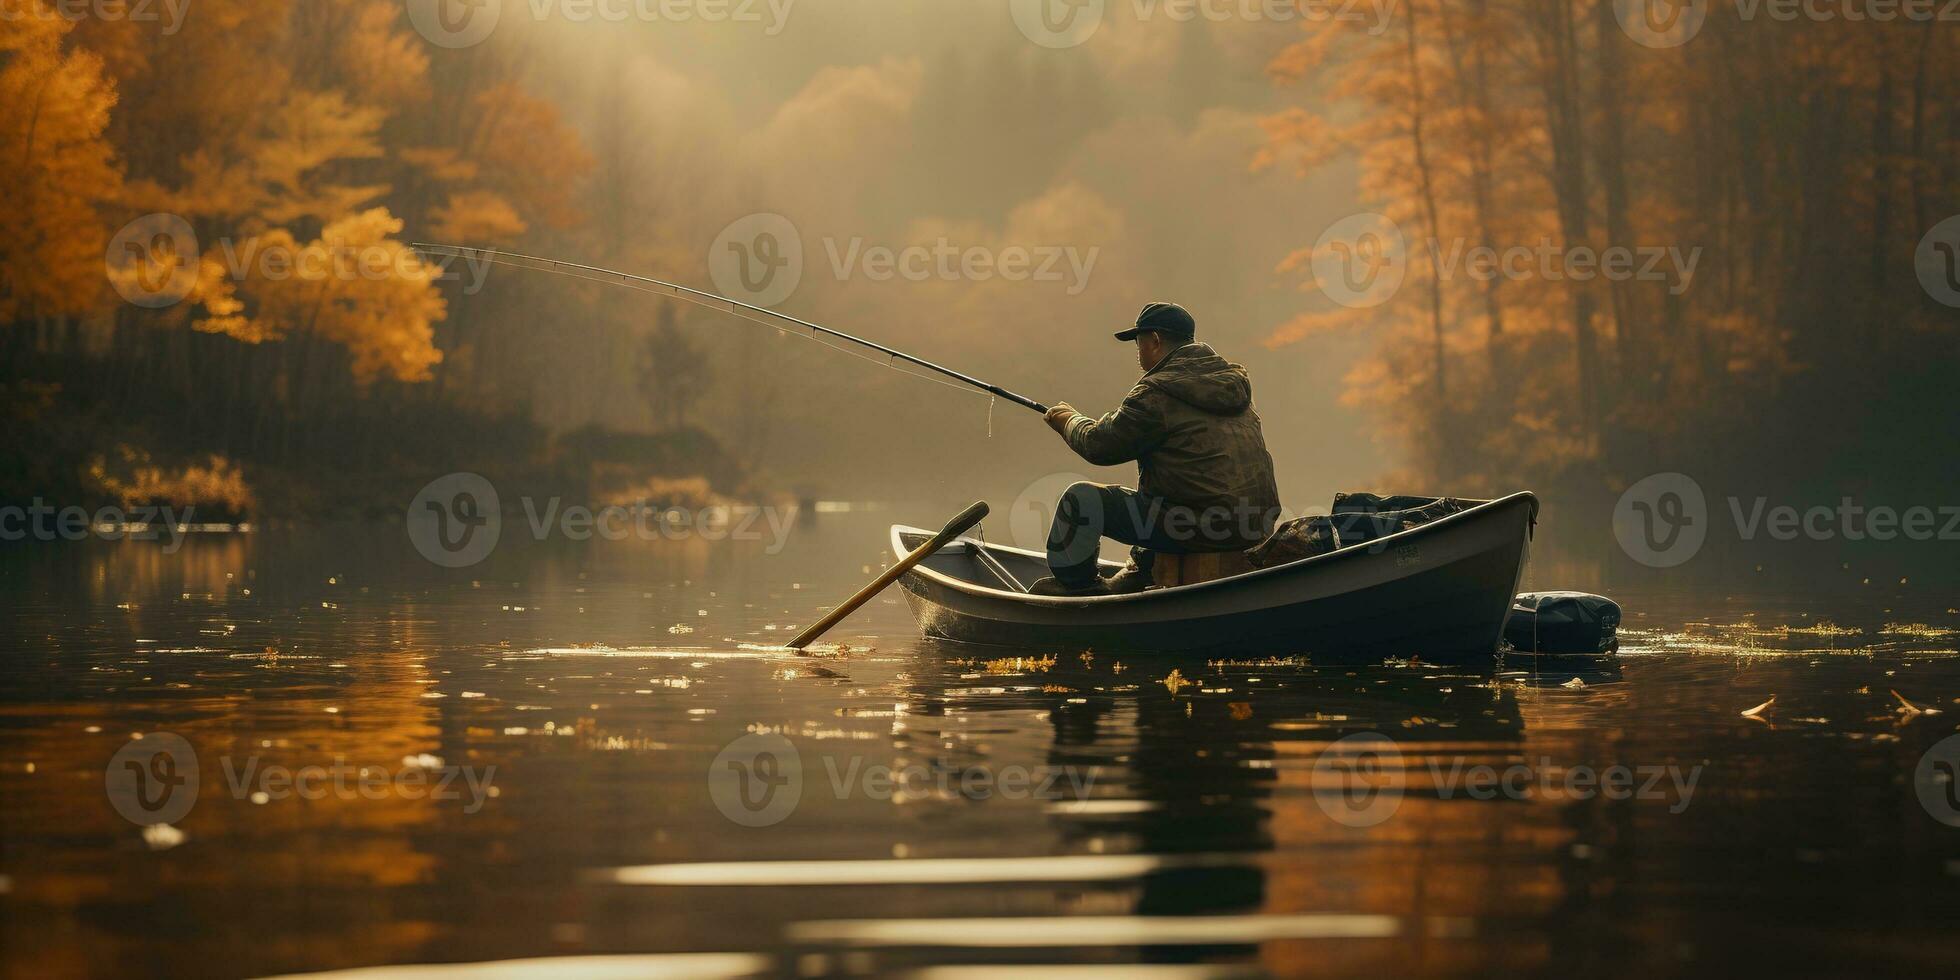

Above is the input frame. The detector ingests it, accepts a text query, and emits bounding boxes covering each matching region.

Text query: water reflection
[2,521,1958,977]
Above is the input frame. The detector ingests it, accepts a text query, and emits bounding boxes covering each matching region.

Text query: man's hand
[1044,402,1078,436]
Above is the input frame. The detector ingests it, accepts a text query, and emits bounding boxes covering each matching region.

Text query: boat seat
[1150,549,1255,588]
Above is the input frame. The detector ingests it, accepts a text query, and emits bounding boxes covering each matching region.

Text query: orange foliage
[0,2,122,321]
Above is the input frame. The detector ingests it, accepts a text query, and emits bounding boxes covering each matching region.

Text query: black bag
[1503,592,1621,654]
[1247,492,1479,568]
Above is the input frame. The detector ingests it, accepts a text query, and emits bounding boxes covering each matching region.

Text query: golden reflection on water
[4,525,1960,976]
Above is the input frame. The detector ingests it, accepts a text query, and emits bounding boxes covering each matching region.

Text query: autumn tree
[1260,0,1958,517]
[0,2,122,333]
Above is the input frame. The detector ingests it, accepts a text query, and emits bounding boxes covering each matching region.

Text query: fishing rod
[411,243,1048,414]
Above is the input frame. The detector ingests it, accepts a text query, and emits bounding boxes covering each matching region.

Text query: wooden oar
[786,501,990,650]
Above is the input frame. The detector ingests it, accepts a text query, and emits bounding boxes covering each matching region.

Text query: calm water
[3,514,1959,978]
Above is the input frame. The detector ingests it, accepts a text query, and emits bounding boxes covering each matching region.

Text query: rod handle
[987,385,1048,414]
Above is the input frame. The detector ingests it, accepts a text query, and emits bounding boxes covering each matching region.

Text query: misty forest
[4,0,1957,564]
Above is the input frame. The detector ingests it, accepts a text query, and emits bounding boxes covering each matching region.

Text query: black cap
[1114,302,1196,342]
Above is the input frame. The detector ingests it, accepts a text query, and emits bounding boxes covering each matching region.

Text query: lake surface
[3,512,1959,978]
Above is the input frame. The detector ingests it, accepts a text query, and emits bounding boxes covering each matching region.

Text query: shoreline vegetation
[2,363,754,524]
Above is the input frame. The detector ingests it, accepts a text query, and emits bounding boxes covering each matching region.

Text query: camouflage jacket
[1063,342,1282,548]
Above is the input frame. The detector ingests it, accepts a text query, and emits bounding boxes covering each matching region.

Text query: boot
[1028,575,1112,597]
[1102,561,1153,594]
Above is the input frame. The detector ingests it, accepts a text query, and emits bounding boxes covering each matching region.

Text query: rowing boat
[891,492,1537,661]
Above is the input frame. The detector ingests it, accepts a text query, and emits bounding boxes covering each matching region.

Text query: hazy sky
[496,1,1385,513]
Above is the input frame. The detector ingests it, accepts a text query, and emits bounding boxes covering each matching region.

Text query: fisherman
[1031,302,1282,596]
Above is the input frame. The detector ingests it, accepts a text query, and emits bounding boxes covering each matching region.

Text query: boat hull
[893,492,1536,661]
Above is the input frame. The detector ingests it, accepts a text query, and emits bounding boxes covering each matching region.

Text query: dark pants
[1045,482,1250,586]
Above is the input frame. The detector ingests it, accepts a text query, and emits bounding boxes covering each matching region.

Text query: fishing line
[804,330,990,401]
[413,243,1047,420]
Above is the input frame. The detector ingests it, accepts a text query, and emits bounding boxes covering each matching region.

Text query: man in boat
[1030,302,1282,596]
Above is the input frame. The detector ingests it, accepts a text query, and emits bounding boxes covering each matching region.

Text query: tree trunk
[1530,0,1601,448]
[1595,0,1639,393]
[1870,48,1895,357]
[1402,1,1452,474]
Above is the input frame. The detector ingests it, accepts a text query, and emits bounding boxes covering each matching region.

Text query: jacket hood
[1140,343,1252,415]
